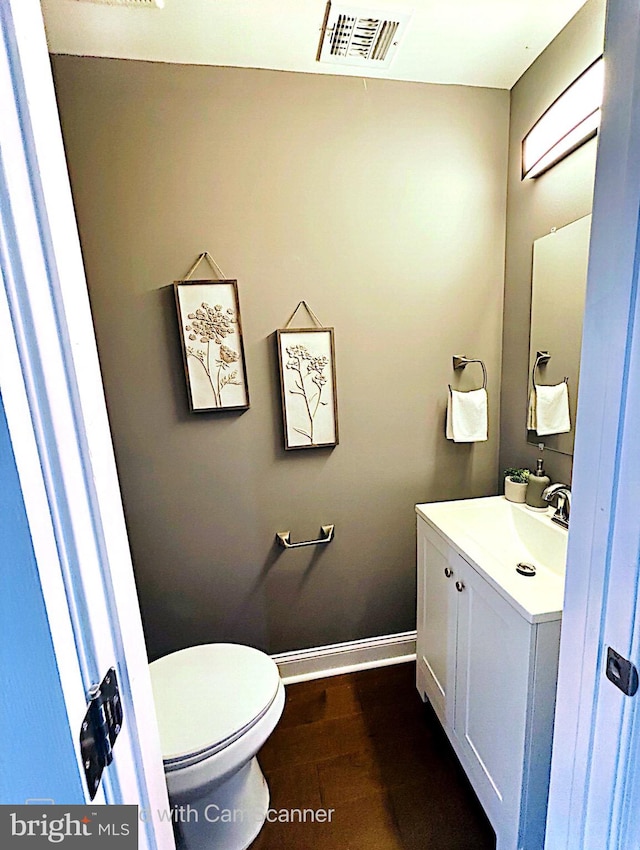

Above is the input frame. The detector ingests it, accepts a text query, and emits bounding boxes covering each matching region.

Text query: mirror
[527,213,592,456]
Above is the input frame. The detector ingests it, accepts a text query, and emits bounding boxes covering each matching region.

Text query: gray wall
[500,0,605,485]
[51,58,509,660]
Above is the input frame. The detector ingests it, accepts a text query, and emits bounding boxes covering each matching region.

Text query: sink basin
[416,495,568,622]
[427,496,568,577]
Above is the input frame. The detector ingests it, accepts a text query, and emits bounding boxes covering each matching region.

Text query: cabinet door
[453,553,532,845]
[417,519,457,727]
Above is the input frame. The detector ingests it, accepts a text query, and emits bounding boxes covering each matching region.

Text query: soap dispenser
[526,458,551,510]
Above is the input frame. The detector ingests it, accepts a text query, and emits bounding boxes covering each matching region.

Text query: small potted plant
[504,467,531,503]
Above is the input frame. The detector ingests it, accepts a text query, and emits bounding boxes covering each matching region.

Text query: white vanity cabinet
[416,509,562,850]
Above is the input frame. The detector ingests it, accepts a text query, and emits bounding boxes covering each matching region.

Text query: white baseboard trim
[271,630,417,685]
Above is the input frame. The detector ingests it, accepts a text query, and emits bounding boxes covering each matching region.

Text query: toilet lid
[149,643,281,762]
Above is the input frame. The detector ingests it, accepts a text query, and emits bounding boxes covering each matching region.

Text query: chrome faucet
[542,483,571,529]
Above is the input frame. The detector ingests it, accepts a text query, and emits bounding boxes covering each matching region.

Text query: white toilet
[149,643,285,850]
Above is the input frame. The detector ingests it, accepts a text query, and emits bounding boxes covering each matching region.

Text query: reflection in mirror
[527,214,592,456]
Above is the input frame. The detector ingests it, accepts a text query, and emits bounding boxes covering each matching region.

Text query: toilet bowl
[149,643,285,850]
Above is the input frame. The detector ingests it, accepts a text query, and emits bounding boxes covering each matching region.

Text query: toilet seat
[149,643,281,769]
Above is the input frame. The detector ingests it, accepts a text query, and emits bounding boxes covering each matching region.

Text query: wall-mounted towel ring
[451,355,487,390]
[531,350,551,388]
[446,358,489,442]
[531,351,568,388]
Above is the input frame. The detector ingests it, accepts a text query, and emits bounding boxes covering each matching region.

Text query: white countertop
[416,495,567,623]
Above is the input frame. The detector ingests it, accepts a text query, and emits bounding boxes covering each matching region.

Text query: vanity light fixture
[522,55,604,179]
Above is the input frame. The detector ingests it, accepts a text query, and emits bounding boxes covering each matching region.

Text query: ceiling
[40,0,589,90]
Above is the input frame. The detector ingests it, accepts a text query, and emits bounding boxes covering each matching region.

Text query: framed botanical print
[175,279,250,412]
[277,327,338,449]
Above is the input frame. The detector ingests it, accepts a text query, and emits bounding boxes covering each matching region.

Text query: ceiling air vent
[73,0,164,7]
[317,2,412,69]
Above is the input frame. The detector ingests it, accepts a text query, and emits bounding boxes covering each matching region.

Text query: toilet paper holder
[276,525,335,549]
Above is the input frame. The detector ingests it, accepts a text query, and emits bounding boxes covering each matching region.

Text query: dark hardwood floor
[253,661,496,850]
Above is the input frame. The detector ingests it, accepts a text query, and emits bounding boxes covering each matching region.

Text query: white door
[0,2,174,847]
[545,2,640,848]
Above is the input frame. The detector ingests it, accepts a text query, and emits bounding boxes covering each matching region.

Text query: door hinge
[79,667,123,799]
[606,647,639,697]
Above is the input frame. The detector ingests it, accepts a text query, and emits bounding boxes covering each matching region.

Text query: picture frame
[276,327,339,450]
[174,279,250,412]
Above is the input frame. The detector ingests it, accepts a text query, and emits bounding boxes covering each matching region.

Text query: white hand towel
[446,387,488,442]
[527,388,536,431]
[527,382,571,436]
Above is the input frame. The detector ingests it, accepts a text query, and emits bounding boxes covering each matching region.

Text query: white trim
[0,4,96,800]
[272,631,416,684]
[545,3,640,847]
[0,277,94,800]
[0,2,174,844]
[10,3,173,833]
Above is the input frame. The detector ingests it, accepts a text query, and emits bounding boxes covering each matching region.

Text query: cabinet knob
[455,580,465,592]
[444,567,453,578]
